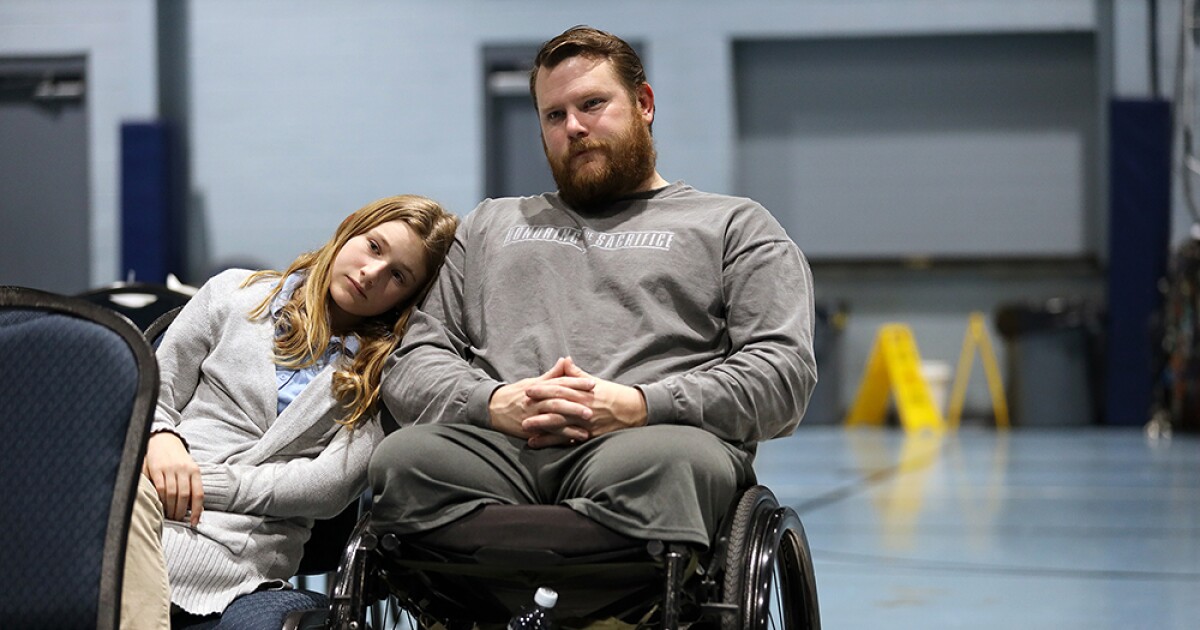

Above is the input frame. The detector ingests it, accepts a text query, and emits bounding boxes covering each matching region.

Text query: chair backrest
[77,283,193,331]
[144,305,185,348]
[0,286,159,630]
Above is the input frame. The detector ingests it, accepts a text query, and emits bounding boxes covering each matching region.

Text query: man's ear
[636,82,655,124]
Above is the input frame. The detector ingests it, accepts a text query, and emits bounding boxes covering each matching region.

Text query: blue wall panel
[120,122,177,283]
[1106,99,1171,426]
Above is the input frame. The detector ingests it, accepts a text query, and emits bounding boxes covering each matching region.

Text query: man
[369,26,816,549]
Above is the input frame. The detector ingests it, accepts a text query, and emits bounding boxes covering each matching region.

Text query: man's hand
[488,357,595,446]
[522,357,647,448]
[143,431,204,526]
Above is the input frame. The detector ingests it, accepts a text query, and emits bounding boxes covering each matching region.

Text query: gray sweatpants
[368,424,754,547]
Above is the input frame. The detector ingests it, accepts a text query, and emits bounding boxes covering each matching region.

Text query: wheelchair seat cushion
[405,504,646,564]
[400,504,652,566]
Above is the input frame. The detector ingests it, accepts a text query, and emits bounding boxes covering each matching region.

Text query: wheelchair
[326,484,819,629]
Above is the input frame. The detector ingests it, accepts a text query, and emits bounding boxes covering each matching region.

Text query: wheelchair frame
[327,486,819,629]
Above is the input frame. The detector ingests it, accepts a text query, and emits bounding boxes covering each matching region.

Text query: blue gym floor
[757,425,1200,629]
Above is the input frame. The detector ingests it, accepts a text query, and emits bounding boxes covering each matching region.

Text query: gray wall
[0,0,1185,421]
[0,0,157,289]
[736,33,1101,260]
[171,0,1101,273]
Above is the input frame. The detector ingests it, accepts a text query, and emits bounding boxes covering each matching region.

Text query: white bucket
[920,360,952,416]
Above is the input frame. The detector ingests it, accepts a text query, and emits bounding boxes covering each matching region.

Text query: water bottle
[508,586,558,629]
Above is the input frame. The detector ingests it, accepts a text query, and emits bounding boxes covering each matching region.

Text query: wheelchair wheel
[721,486,820,630]
[328,514,383,630]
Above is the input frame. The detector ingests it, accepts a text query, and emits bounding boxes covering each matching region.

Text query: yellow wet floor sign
[946,312,1010,429]
[845,324,945,432]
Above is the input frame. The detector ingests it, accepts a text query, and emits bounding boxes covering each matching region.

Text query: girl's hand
[143,431,204,526]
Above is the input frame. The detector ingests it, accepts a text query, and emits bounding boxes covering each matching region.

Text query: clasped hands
[488,357,647,449]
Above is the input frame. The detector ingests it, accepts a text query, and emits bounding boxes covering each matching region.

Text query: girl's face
[328,219,429,331]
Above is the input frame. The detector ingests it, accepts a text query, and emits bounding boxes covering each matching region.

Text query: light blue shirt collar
[270,272,360,356]
[271,272,360,416]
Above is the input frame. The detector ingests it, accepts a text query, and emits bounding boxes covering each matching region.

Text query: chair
[0,286,158,630]
[329,485,820,629]
[77,282,193,331]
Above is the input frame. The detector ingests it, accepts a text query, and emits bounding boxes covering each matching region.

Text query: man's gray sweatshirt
[383,181,817,452]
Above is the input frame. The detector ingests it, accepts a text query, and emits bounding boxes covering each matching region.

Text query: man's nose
[566,111,587,138]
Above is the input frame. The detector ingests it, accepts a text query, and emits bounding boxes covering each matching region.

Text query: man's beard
[546,115,657,211]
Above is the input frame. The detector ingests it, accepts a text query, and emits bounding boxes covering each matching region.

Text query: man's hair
[529,25,647,110]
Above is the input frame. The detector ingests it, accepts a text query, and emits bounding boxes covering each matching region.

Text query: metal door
[0,56,89,293]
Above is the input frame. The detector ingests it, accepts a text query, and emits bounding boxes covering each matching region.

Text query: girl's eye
[392,270,405,284]
[369,239,380,253]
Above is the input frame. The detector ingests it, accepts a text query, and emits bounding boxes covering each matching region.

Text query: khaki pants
[120,475,171,630]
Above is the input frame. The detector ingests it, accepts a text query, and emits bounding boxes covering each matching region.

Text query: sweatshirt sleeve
[150,272,225,436]
[198,418,384,519]
[638,205,817,447]
[382,217,501,428]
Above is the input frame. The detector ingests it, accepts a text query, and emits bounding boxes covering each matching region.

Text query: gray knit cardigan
[149,269,384,614]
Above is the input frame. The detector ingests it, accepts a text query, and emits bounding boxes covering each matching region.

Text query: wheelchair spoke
[763,529,789,630]
[767,561,782,630]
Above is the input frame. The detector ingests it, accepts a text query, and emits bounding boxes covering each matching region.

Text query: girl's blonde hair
[244,194,458,428]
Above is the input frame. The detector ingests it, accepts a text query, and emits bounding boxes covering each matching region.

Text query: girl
[121,195,458,628]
